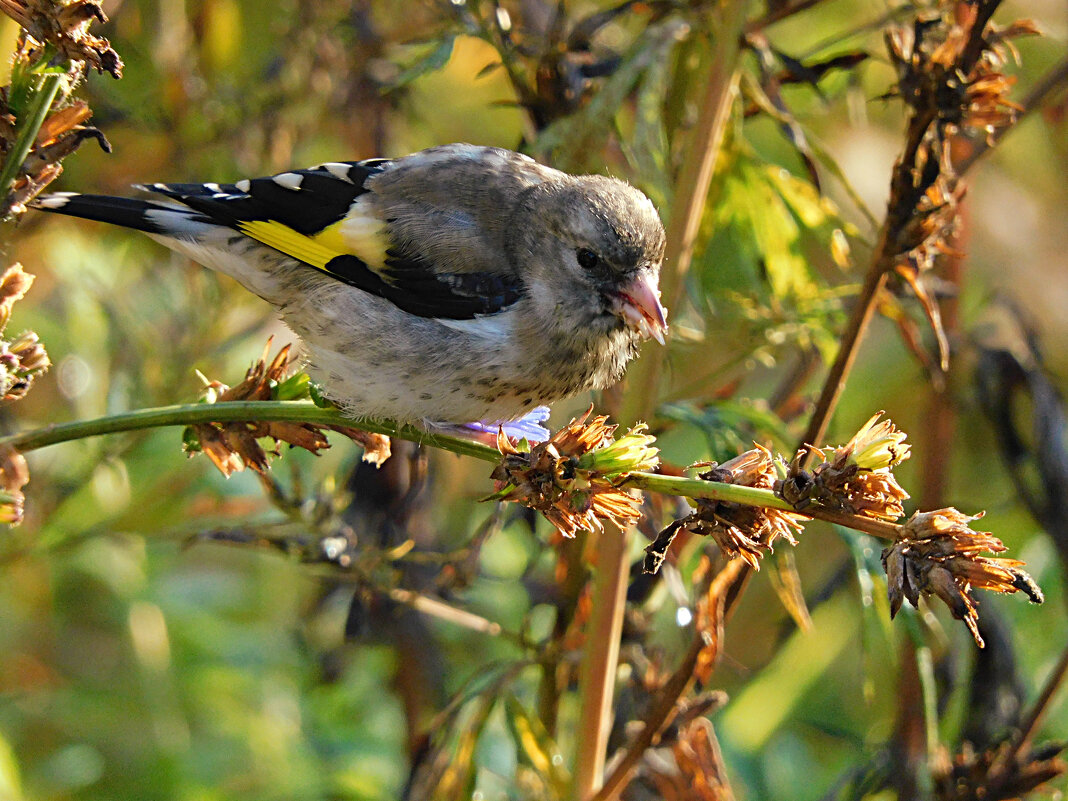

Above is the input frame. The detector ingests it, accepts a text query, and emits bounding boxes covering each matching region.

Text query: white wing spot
[204,182,222,193]
[235,179,251,193]
[273,172,303,191]
[321,162,354,183]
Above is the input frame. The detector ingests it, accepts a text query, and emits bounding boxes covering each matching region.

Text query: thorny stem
[621,0,751,426]
[0,72,62,215]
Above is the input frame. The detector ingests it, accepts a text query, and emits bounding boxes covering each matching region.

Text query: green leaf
[533,19,687,172]
[387,37,456,91]
[502,694,569,793]
[273,372,312,401]
[659,399,792,461]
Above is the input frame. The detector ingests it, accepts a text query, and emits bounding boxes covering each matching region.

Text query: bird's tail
[34,192,212,235]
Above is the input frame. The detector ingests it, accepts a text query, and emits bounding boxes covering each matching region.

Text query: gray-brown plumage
[35,144,668,430]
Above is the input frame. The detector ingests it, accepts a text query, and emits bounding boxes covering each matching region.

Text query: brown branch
[569,523,633,799]
[590,559,744,801]
[743,0,828,34]
[988,641,1068,790]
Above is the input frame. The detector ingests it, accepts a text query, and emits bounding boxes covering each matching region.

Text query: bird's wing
[141,159,523,320]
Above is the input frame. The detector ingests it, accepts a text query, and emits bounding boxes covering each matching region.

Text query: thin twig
[743,0,826,34]
[987,641,1068,790]
[798,236,892,457]
[591,559,744,801]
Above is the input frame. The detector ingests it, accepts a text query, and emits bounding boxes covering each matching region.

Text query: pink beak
[615,272,668,344]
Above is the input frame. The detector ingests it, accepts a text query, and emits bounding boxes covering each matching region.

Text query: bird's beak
[614,272,668,345]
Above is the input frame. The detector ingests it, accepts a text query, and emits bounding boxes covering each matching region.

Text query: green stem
[0,400,501,462]
[0,400,904,540]
[0,72,62,213]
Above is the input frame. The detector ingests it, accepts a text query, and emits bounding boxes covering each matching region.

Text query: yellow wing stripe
[236,219,340,271]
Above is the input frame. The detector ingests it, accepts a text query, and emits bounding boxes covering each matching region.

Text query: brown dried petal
[329,427,391,466]
[190,424,244,478]
[0,444,29,492]
[0,263,33,331]
[35,101,91,147]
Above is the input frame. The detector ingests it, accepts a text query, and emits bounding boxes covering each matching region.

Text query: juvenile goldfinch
[36,144,668,429]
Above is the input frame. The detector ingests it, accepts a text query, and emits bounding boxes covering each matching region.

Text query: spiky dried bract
[647,718,734,801]
[881,4,1038,369]
[777,413,910,521]
[0,0,122,77]
[882,507,1043,647]
[0,444,28,524]
[185,340,389,477]
[643,445,805,574]
[932,740,1066,801]
[488,408,657,538]
[0,265,49,402]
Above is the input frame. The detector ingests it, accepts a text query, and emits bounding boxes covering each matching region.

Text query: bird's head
[511,175,668,344]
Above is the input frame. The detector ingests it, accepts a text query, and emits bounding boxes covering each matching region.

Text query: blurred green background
[0,0,1066,799]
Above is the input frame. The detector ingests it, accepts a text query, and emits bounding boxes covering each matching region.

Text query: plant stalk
[0,72,62,214]
[621,0,751,425]
[0,400,907,542]
[569,522,631,799]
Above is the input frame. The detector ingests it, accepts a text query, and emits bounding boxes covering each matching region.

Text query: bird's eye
[576,248,601,270]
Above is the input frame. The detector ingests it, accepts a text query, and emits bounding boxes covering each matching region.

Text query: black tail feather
[33,193,209,234]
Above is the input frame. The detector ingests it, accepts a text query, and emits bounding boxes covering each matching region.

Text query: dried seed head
[0,0,123,77]
[489,408,655,538]
[184,339,385,476]
[0,444,29,525]
[883,507,1043,647]
[777,415,910,521]
[930,737,1067,800]
[644,445,805,574]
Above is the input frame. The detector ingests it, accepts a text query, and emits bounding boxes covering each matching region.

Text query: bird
[35,143,668,434]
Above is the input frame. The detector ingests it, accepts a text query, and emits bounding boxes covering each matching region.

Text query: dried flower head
[0,263,34,330]
[185,340,389,477]
[932,739,1066,801]
[0,0,123,77]
[777,413,910,521]
[882,508,1043,647]
[488,407,658,538]
[647,718,734,801]
[644,445,805,574]
[880,5,1038,372]
[0,444,29,524]
[0,265,49,401]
